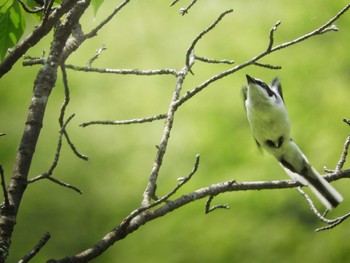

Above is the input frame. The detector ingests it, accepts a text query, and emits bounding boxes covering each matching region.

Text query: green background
[1,0,350,262]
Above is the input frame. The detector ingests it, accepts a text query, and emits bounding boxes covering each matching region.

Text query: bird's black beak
[246,74,255,84]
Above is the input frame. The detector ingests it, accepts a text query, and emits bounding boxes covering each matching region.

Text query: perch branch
[50,168,350,262]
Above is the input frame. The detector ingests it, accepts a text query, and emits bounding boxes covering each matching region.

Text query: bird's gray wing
[270,77,284,103]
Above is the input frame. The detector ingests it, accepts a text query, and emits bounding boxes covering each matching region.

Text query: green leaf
[91,0,104,16]
[0,0,26,62]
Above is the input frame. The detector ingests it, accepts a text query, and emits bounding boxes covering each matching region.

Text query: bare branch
[80,114,167,127]
[19,232,50,263]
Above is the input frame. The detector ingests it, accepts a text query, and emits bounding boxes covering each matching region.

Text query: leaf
[0,0,26,62]
[91,0,104,17]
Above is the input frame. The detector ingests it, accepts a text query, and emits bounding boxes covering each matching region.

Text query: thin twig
[29,114,75,182]
[60,66,88,160]
[169,0,180,6]
[195,55,234,65]
[205,194,230,214]
[253,62,282,70]
[121,154,200,228]
[28,114,82,194]
[179,0,198,16]
[297,187,350,232]
[185,9,234,68]
[47,177,83,194]
[43,0,55,23]
[84,0,131,39]
[17,0,45,14]
[0,165,9,207]
[19,232,51,263]
[267,20,281,51]
[335,135,350,172]
[80,114,168,127]
[86,45,107,67]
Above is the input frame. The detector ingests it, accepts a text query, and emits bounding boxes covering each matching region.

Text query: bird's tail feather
[280,164,343,210]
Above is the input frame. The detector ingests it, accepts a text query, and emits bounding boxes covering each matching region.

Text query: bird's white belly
[247,105,290,146]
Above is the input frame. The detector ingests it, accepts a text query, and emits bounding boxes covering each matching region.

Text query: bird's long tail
[280,161,343,210]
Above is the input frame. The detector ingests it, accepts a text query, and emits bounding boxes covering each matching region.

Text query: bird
[242,74,343,209]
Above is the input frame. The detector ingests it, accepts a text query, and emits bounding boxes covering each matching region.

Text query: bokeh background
[1,0,350,262]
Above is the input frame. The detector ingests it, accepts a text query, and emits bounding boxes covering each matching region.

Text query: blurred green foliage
[0,0,25,61]
[1,0,350,262]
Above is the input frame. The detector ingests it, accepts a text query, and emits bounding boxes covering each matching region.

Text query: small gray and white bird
[243,74,343,209]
